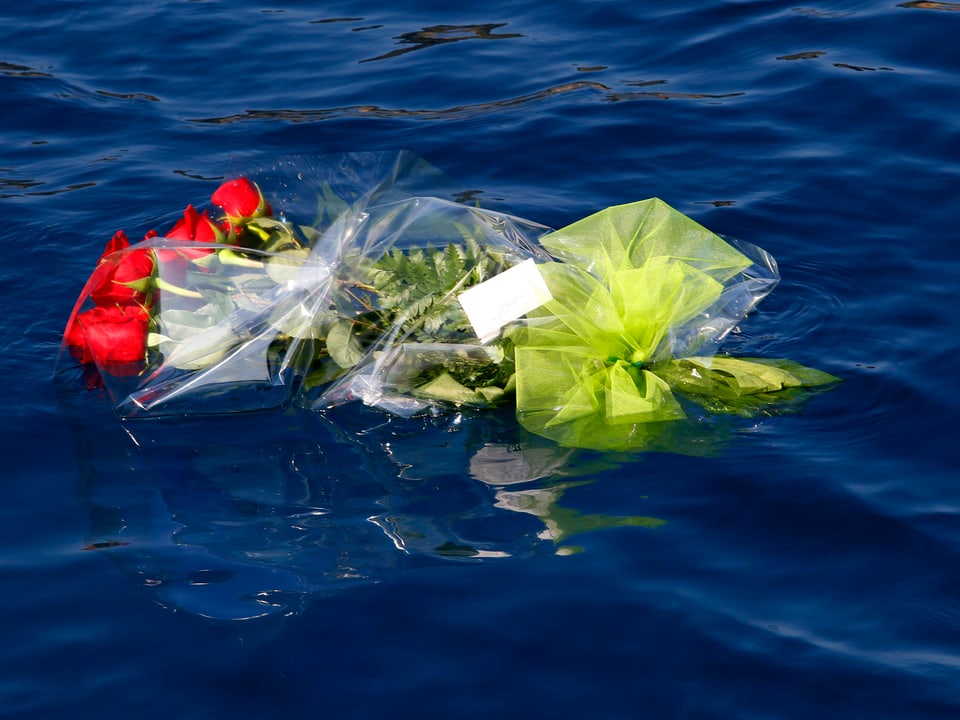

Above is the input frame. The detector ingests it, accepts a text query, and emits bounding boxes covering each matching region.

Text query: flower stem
[218,248,264,269]
[154,277,204,298]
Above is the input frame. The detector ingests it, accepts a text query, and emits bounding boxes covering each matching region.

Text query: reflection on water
[0,60,53,78]
[94,89,161,102]
[791,7,855,17]
[190,81,608,124]
[66,398,664,621]
[0,177,96,199]
[307,17,365,25]
[832,63,895,73]
[607,89,745,102]
[189,73,756,125]
[189,73,760,125]
[898,1,960,10]
[776,51,827,61]
[360,23,523,63]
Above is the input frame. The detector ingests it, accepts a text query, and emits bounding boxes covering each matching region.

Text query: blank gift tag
[458,259,552,342]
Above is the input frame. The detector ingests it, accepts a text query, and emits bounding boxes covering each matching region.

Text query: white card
[458,259,552,341]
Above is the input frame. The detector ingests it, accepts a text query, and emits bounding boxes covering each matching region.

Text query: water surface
[2,1,960,718]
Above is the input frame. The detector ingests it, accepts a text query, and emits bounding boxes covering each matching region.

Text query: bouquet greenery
[58,151,838,451]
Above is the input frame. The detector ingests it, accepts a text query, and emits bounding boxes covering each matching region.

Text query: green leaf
[159,324,238,370]
[326,318,365,369]
[414,371,485,405]
[361,240,509,344]
[265,248,310,284]
[315,181,351,227]
[662,356,840,399]
[476,385,506,404]
[438,242,465,287]
[158,308,216,331]
[146,332,172,348]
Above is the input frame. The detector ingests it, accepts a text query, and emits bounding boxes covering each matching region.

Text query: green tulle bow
[511,198,839,451]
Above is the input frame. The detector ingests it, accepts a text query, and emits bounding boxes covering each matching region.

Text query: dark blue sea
[3,1,960,718]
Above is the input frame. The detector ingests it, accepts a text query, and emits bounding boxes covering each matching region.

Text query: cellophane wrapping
[58,151,552,418]
[58,151,839,450]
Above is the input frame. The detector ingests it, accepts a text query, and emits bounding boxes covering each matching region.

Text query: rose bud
[165,204,224,242]
[211,177,271,221]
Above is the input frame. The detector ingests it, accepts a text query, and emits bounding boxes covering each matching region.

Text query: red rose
[101,229,131,259]
[156,204,224,281]
[66,304,149,372]
[211,177,271,220]
[89,247,155,307]
[166,204,223,242]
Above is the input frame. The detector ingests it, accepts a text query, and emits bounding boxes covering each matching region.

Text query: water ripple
[722,254,850,360]
[898,1,960,10]
[3,0,960,715]
[359,23,523,63]
[190,75,754,126]
[0,60,53,78]
[607,88,745,102]
[190,80,610,123]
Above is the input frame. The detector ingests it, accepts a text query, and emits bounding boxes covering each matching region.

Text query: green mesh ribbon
[512,199,839,451]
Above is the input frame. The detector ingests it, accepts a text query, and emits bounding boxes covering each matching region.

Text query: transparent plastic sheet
[57,153,839,451]
[58,236,327,417]
[56,151,552,418]
[308,195,552,416]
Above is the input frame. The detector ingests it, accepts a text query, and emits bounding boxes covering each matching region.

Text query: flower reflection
[66,400,665,621]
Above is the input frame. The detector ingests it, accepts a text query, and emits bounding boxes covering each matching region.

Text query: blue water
[3,1,960,717]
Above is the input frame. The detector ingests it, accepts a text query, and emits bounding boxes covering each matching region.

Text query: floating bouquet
[58,151,838,451]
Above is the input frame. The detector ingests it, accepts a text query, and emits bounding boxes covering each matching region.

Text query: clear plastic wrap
[307,195,552,416]
[58,151,552,418]
[58,151,839,451]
